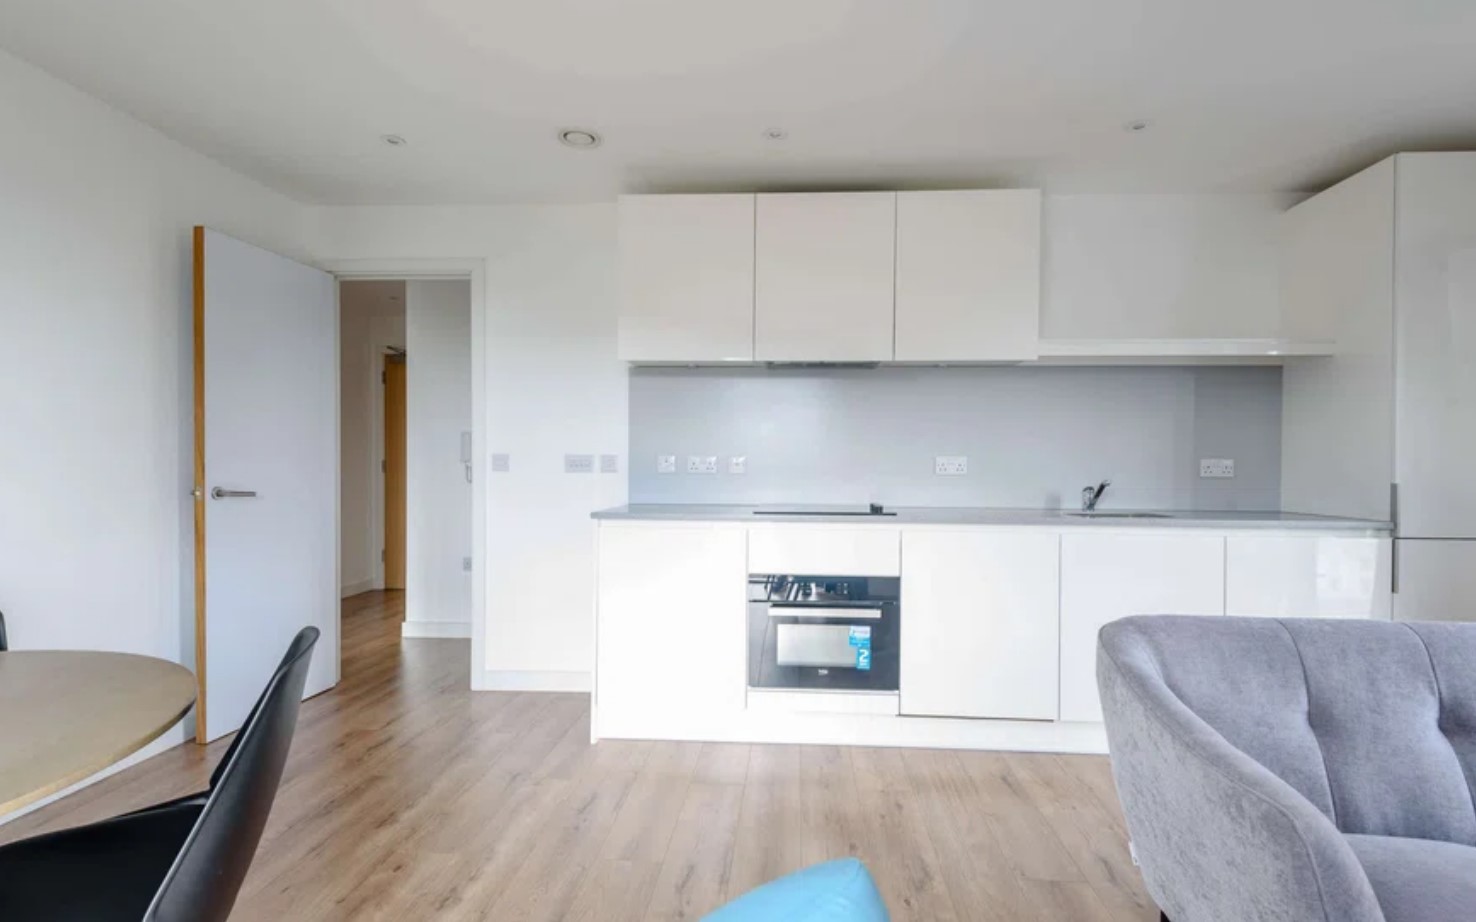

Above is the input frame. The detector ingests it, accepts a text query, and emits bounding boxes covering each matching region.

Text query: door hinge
[381,548,386,562]
[381,370,386,384]
[381,458,386,473]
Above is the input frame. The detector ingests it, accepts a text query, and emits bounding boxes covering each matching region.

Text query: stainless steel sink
[1065,512,1173,519]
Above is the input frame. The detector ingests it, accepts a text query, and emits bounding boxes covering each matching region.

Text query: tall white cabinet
[617,194,755,362]
[1280,153,1476,623]
[754,192,897,362]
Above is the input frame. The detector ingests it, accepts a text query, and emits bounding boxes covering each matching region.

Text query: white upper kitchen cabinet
[754,192,897,362]
[1226,535,1391,619]
[1392,154,1476,538]
[595,522,747,730]
[900,529,1060,721]
[1059,532,1225,723]
[617,194,755,363]
[894,190,1042,362]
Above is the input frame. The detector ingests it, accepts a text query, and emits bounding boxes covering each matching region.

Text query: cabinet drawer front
[1226,535,1391,618]
[748,526,900,576]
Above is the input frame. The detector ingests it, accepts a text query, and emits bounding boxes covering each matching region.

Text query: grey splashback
[628,366,1282,510]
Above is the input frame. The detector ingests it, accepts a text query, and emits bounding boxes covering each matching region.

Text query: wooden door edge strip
[192,226,208,744]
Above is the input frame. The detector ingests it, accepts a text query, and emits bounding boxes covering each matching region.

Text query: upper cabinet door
[618,194,755,363]
[1391,154,1476,538]
[895,190,1042,361]
[755,192,897,362]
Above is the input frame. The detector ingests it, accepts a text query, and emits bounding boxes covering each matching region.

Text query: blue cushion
[702,858,890,922]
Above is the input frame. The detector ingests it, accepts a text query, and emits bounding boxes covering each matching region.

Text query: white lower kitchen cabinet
[595,523,747,729]
[1226,535,1392,618]
[900,530,1060,720]
[1059,532,1226,723]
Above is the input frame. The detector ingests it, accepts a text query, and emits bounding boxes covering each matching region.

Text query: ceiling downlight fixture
[558,128,602,149]
[763,128,788,141]
[381,134,407,147]
[1124,120,1151,133]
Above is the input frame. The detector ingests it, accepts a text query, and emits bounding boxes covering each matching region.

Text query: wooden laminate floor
[1,591,1158,921]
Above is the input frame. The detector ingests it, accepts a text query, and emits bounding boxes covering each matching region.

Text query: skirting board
[341,579,376,598]
[401,620,472,639]
[593,710,1110,755]
[477,670,591,693]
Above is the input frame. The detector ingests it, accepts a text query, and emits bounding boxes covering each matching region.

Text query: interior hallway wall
[339,281,405,596]
[404,279,472,636]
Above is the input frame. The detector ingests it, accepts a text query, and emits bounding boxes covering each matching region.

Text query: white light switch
[729,456,747,475]
[599,454,619,474]
[1200,458,1235,478]
[490,453,511,473]
[657,455,677,474]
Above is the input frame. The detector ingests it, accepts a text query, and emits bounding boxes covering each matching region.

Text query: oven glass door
[747,575,899,692]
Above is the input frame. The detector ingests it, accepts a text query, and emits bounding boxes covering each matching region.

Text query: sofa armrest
[1098,639,1385,922]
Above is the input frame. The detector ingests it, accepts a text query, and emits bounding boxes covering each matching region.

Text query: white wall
[339,281,405,596]
[307,206,628,688]
[404,279,473,636]
[0,47,305,816]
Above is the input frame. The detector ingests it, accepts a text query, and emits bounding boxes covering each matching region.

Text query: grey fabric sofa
[1097,615,1476,922]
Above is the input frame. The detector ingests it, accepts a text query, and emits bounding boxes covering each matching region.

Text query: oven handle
[767,606,883,620]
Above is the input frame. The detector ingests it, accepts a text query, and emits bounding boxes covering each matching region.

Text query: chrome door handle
[210,487,258,499]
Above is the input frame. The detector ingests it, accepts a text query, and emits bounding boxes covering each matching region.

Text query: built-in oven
[747,574,900,692]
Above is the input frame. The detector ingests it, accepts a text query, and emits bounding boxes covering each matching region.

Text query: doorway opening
[338,279,474,652]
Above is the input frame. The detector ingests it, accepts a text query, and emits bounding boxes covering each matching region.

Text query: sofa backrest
[1102,616,1476,845]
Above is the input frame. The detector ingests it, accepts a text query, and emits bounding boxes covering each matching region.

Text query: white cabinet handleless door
[1059,532,1225,723]
[755,192,897,362]
[900,529,1060,720]
[895,190,1042,362]
[595,523,747,733]
[618,194,755,363]
[1226,535,1391,619]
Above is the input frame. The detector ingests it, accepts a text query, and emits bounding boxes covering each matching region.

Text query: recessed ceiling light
[558,128,602,149]
[1124,120,1151,133]
[381,134,407,147]
[763,128,788,141]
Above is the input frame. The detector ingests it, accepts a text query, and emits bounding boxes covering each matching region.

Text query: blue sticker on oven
[849,626,872,670]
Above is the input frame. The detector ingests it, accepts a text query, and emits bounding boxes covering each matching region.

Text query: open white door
[194,227,338,743]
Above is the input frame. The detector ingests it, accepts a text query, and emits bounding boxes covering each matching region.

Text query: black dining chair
[0,626,318,922]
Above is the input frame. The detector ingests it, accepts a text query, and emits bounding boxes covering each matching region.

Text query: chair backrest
[1100,616,1476,845]
[144,627,318,922]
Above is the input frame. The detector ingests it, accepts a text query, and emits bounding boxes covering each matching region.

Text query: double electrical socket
[656,454,746,475]
[934,455,969,476]
[1199,458,1235,479]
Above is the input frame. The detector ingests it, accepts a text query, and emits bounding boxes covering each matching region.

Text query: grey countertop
[591,504,1392,532]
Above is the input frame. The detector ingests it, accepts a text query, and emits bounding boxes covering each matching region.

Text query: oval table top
[0,650,196,815]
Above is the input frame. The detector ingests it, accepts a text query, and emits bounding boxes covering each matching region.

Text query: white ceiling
[4,0,1474,204]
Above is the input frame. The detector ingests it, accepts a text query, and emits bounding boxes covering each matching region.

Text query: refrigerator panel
[1394,540,1476,623]
[1392,155,1476,538]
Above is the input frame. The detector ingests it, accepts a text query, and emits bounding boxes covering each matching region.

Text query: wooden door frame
[382,353,407,591]
[320,260,488,690]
